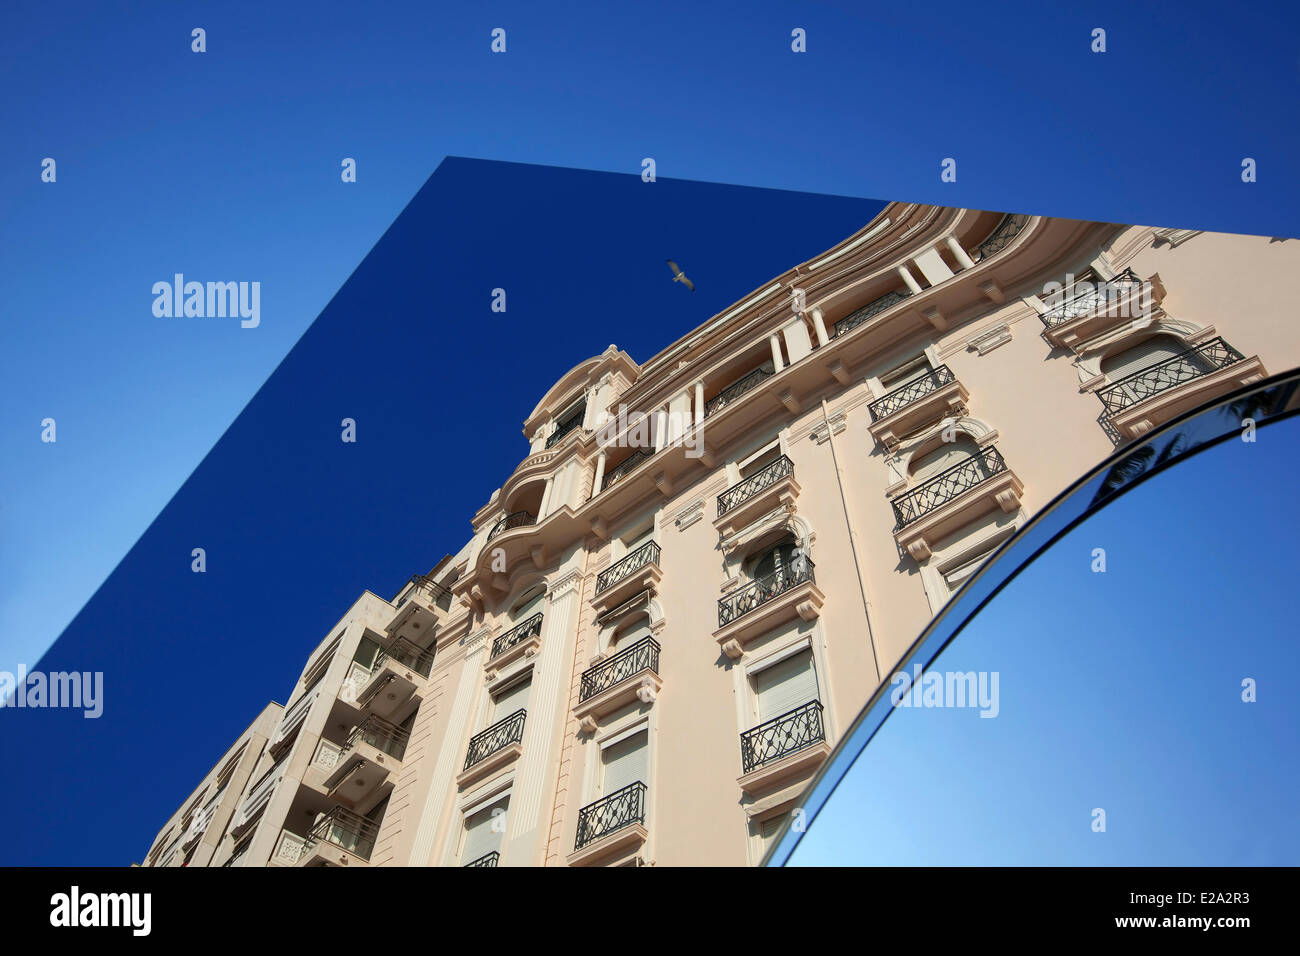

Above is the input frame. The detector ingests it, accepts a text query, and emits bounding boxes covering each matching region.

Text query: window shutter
[909,437,980,482]
[601,730,649,796]
[1102,336,1188,380]
[758,813,789,852]
[754,649,818,722]
[492,677,531,721]
[461,796,508,862]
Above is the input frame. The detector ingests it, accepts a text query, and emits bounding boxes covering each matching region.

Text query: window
[750,535,799,582]
[908,435,981,482]
[879,354,932,391]
[610,616,652,653]
[756,811,790,858]
[600,728,649,797]
[1101,334,1197,381]
[491,676,531,721]
[352,636,381,671]
[739,442,782,479]
[461,795,510,864]
[512,586,545,622]
[752,648,819,722]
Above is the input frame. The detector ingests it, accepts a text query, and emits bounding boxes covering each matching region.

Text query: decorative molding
[673,497,705,531]
[967,322,1012,355]
[809,410,847,445]
[549,568,583,601]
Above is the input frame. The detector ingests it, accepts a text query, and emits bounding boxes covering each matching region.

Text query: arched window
[1101,334,1196,381]
[750,534,801,583]
[908,434,981,483]
[610,615,653,653]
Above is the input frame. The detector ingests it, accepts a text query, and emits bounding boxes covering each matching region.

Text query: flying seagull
[666,259,695,292]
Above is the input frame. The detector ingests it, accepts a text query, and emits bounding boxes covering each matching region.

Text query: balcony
[486,510,536,543]
[388,573,452,644]
[591,541,662,616]
[705,362,776,418]
[833,289,913,338]
[355,636,435,720]
[229,757,287,839]
[322,716,409,808]
[1038,268,1160,349]
[1098,337,1265,440]
[487,612,544,671]
[464,851,500,867]
[269,683,321,756]
[891,446,1024,562]
[867,365,969,449]
[738,700,830,796]
[713,455,800,538]
[546,404,586,449]
[575,637,661,731]
[973,212,1028,262]
[297,805,379,866]
[714,558,823,659]
[569,782,649,866]
[457,709,527,787]
[601,447,653,492]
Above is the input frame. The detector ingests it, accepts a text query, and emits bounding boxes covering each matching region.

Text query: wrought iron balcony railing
[486,510,536,542]
[375,635,435,678]
[740,700,826,773]
[601,447,653,491]
[891,447,1008,529]
[717,558,815,628]
[575,781,648,850]
[717,455,795,517]
[490,612,543,660]
[595,541,661,594]
[463,709,527,771]
[704,361,775,418]
[579,636,660,702]
[393,573,453,612]
[833,289,912,337]
[346,714,410,760]
[868,365,956,422]
[545,405,586,448]
[1097,336,1245,415]
[1038,268,1143,328]
[307,805,380,861]
[974,212,1028,262]
[464,851,500,867]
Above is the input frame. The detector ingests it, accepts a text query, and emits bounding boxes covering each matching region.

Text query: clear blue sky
[788,418,1300,865]
[1,0,1298,864]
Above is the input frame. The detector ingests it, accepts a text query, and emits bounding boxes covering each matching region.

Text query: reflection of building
[139,205,1297,867]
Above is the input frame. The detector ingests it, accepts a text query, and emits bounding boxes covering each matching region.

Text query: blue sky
[788,419,1300,865]
[1,0,1298,864]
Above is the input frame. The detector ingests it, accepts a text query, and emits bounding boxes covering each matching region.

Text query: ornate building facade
[140,203,1297,867]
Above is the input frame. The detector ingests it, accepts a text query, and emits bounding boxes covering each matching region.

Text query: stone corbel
[721,639,744,661]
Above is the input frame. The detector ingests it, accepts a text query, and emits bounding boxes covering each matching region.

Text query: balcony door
[461,794,509,864]
[751,536,799,584]
[1101,333,1200,381]
[491,675,531,723]
[908,435,981,483]
[600,728,648,797]
[752,648,818,723]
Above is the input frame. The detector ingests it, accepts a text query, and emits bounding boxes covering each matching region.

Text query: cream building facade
[140,204,1299,867]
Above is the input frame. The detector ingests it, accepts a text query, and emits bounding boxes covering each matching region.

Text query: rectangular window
[461,795,510,864]
[879,354,932,390]
[491,676,531,721]
[739,441,782,479]
[600,728,649,796]
[752,648,818,722]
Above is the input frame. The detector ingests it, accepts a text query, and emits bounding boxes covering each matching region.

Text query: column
[946,235,975,270]
[591,450,607,497]
[693,381,705,429]
[538,476,555,518]
[768,333,785,373]
[810,307,830,347]
[898,265,923,295]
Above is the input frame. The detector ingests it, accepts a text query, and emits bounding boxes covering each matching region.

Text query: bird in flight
[666,259,695,292]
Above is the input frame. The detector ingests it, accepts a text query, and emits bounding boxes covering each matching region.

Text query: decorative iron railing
[375,635,435,678]
[490,613,543,660]
[601,447,653,490]
[393,573,453,612]
[486,510,535,542]
[833,289,912,337]
[463,709,527,771]
[717,455,795,517]
[974,212,1028,262]
[740,700,826,773]
[579,637,661,702]
[717,558,815,628]
[545,405,586,448]
[891,447,1008,529]
[346,714,410,760]
[1039,268,1143,328]
[307,805,380,861]
[595,541,661,594]
[464,851,500,867]
[868,365,956,421]
[704,361,775,417]
[1097,336,1245,415]
[575,781,648,850]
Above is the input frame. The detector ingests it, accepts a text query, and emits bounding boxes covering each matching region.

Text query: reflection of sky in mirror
[790,414,1300,865]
